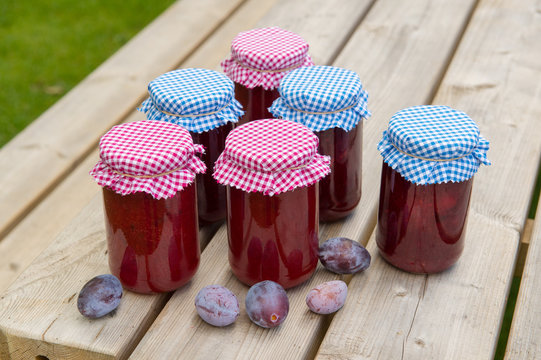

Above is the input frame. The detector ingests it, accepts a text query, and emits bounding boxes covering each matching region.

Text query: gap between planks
[515,219,534,277]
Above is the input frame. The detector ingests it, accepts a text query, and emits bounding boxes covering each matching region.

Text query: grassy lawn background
[0,0,176,147]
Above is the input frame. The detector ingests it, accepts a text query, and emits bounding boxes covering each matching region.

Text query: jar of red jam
[90,120,206,293]
[376,106,490,273]
[221,27,313,125]
[138,68,243,225]
[213,119,331,288]
[270,65,371,221]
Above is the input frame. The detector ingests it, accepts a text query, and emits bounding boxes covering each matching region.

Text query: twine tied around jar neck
[110,164,186,179]
[157,103,229,118]
[283,101,357,115]
[390,141,475,162]
[235,160,309,173]
[234,58,304,73]
[283,163,308,171]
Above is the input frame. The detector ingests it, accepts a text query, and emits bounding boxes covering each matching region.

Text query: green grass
[0,0,176,147]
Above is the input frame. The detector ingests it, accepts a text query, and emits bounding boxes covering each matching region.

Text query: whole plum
[195,285,240,327]
[306,280,347,314]
[318,237,371,274]
[245,280,289,328]
[77,274,122,319]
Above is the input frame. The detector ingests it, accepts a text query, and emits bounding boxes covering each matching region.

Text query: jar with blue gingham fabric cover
[376,105,490,274]
[138,68,244,225]
[269,65,371,221]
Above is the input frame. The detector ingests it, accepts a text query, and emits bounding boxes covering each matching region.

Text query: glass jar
[316,125,363,220]
[138,68,243,225]
[90,120,206,293]
[269,65,371,222]
[227,184,318,289]
[102,185,199,293]
[221,27,313,125]
[233,84,279,125]
[376,106,490,274]
[213,119,331,289]
[190,123,234,224]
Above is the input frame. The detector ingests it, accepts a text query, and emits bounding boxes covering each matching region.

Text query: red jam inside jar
[103,184,200,294]
[376,162,473,273]
[190,122,233,225]
[234,83,279,125]
[226,184,319,289]
[316,123,362,221]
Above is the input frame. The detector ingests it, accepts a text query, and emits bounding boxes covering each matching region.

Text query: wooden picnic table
[1,0,541,358]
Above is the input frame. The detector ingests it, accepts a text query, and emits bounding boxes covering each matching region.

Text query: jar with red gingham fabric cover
[90,120,206,293]
[221,27,313,125]
[213,119,331,288]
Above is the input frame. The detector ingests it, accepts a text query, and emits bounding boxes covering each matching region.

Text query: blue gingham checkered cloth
[378,105,490,184]
[268,65,370,132]
[138,68,244,133]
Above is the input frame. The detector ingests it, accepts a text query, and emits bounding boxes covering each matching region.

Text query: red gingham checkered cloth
[221,27,313,90]
[213,119,330,196]
[90,120,206,199]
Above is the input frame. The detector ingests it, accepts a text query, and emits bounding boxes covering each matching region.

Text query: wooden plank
[246,0,375,65]
[129,0,480,358]
[433,0,541,228]
[326,0,480,246]
[0,0,287,358]
[0,0,280,296]
[0,193,222,360]
[0,0,245,241]
[506,219,541,356]
[317,0,541,358]
[0,148,103,295]
[317,214,518,360]
[0,0,370,295]
[0,196,158,360]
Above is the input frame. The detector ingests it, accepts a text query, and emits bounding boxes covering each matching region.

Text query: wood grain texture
[506,219,541,356]
[0,1,281,358]
[433,0,541,230]
[0,149,103,294]
[318,0,541,358]
[0,196,167,360]
[252,0,376,65]
[129,227,343,360]
[129,0,480,358]
[317,214,518,360]
[0,193,221,360]
[328,0,479,247]
[0,0,245,241]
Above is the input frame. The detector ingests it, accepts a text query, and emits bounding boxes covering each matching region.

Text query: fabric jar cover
[137,68,244,133]
[221,27,314,90]
[213,118,331,196]
[378,105,490,185]
[269,65,371,132]
[90,120,206,199]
